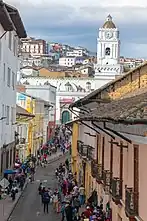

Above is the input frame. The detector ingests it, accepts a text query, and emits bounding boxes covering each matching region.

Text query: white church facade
[19,15,124,124]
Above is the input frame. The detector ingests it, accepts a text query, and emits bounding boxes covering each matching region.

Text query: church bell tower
[97,15,120,66]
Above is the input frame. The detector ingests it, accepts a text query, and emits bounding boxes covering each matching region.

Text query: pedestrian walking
[61,202,65,221]
[79,184,85,205]
[52,191,59,212]
[42,189,50,213]
[73,196,81,213]
[65,202,73,221]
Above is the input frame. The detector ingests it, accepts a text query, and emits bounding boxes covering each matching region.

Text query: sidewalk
[0,150,63,221]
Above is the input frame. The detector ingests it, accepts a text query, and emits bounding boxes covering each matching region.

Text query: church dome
[102,14,116,29]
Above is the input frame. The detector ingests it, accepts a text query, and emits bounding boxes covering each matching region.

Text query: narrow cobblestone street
[7,154,65,221]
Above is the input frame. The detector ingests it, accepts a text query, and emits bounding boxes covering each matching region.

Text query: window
[65,82,72,91]
[8,32,12,50]
[105,47,110,55]
[3,63,5,81]
[6,106,9,125]
[86,82,91,91]
[7,67,11,86]
[13,36,16,56]
[12,72,15,89]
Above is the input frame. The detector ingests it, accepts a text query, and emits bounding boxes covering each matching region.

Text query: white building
[24,85,56,123]
[66,47,88,57]
[95,15,123,81]
[19,15,126,125]
[20,77,96,124]
[59,57,76,67]
[0,2,26,173]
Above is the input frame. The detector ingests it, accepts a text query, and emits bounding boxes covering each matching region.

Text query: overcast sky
[5,0,147,58]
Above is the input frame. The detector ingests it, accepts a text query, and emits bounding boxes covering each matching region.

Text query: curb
[6,152,66,220]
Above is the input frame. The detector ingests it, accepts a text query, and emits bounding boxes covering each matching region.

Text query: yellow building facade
[17,92,45,156]
[16,105,35,160]
[32,98,44,155]
[70,121,95,200]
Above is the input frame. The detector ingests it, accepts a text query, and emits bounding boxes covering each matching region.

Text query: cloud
[5,0,147,57]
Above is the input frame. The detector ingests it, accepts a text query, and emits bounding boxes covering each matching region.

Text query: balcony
[111,178,122,204]
[103,170,111,194]
[87,145,94,161]
[77,141,87,159]
[125,188,138,217]
[77,140,84,154]
[91,160,98,178]
[96,164,103,184]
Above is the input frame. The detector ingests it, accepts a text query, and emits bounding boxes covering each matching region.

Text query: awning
[4,169,17,174]
[16,105,35,120]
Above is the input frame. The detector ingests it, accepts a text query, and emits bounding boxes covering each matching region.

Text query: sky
[5,0,147,58]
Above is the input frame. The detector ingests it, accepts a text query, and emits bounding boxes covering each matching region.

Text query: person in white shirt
[73,185,79,197]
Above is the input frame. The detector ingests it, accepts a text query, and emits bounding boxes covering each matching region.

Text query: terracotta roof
[16,105,35,117]
[79,92,147,124]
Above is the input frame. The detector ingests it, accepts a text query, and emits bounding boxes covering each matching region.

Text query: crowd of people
[55,161,108,221]
[0,155,36,201]
[37,157,109,221]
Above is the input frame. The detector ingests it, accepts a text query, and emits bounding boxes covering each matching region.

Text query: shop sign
[60,98,75,103]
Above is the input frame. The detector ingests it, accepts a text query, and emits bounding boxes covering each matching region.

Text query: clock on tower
[97,14,120,66]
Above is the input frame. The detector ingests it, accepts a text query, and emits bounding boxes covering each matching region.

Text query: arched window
[65,82,72,91]
[86,82,91,91]
[105,47,110,55]
[61,110,70,124]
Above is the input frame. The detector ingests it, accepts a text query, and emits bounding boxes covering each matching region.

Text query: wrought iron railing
[91,160,98,178]
[125,188,138,217]
[87,145,93,161]
[103,170,111,194]
[77,140,83,154]
[111,177,122,202]
[95,164,103,182]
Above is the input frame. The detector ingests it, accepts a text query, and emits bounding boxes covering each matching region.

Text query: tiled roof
[79,92,147,124]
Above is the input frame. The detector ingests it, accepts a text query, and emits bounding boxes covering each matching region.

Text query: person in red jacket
[83,206,93,218]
